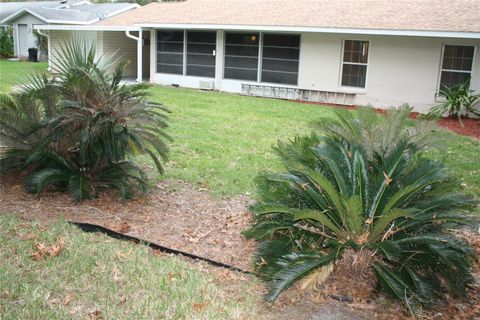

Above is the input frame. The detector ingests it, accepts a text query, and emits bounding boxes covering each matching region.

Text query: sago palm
[245,113,475,313]
[0,39,171,201]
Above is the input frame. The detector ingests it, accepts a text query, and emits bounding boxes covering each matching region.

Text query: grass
[0,214,259,319]
[1,60,479,200]
[148,86,480,201]
[0,60,48,93]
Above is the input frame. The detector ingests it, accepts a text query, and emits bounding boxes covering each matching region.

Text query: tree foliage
[245,107,475,313]
[0,39,171,201]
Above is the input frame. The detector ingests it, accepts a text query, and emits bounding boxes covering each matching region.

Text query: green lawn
[1,60,479,200]
[0,215,259,319]
[0,60,48,92]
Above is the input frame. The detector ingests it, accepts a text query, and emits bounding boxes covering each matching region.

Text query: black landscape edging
[69,221,254,275]
[69,221,353,303]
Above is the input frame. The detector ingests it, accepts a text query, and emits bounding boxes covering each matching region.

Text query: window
[341,40,369,88]
[187,31,216,78]
[224,33,259,81]
[439,45,475,89]
[157,31,184,75]
[261,34,300,85]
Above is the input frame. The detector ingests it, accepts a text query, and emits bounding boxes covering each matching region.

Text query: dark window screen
[440,45,474,89]
[157,30,184,74]
[341,40,369,88]
[261,34,300,85]
[187,31,216,78]
[224,32,259,81]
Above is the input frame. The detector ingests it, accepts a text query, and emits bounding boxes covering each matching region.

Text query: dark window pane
[224,32,259,81]
[262,58,299,73]
[157,53,183,65]
[187,43,215,55]
[186,31,216,78]
[341,64,367,88]
[224,67,257,81]
[263,34,300,47]
[187,65,215,78]
[226,33,259,46]
[157,64,183,75]
[442,45,474,71]
[157,42,183,53]
[343,40,369,64]
[440,71,471,89]
[157,30,184,74]
[187,54,215,67]
[225,45,259,57]
[260,34,300,85]
[158,31,183,42]
[262,47,299,60]
[225,56,258,69]
[261,71,298,85]
[187,31,216,43]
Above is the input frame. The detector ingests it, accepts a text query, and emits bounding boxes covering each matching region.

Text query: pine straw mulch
[1,175,479,319]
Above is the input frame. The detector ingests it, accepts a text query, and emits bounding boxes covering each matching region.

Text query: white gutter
[35,29,51,71]
[125,30,142,83]
[34,25,140,31]
[137,23,480,39]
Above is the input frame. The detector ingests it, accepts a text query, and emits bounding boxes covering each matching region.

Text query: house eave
[136,23,480,39]
[34,25,141,31]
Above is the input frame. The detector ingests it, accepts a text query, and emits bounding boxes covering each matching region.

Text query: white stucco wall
[298,33,480,112]
[150,30,479,113]
[12,14,45,58]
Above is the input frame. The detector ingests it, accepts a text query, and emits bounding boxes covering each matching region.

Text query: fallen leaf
[112,266,122,282]
[115,222,131,233]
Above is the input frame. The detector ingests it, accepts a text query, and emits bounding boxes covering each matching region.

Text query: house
[35,0,480,112]
[0,0,138,59]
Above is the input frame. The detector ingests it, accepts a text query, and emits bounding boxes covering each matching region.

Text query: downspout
[125,29,142,83]
[36,29,51,71]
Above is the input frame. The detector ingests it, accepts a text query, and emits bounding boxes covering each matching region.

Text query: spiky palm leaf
[245,114,475,312]
[0,39,171,201]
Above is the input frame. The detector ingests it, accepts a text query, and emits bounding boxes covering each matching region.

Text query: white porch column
[150,29,156,83]
[214,30,224,91]
[137,29,143,82]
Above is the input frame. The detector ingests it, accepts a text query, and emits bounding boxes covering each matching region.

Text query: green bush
[0,27,14,58]
[245,107,475,313]
[0,40,171,201]
[427,79,480,123]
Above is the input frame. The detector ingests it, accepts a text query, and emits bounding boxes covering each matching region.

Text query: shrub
[0,40,171,201]
[0,27,14,58]
[427,80,480,124]
[245,107,475,313]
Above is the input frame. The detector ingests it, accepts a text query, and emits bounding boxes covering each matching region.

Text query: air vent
[199,80,214,91]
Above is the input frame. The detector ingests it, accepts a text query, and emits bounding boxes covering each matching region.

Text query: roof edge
[34,24,140,31]
[136,23,480,39]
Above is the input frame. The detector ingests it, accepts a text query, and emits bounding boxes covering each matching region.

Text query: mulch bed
[1,175,479,319]
[297,100,480,140]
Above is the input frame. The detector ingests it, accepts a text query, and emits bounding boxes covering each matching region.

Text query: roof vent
[96,12,107,20]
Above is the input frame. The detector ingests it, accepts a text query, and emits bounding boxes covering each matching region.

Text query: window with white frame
[186,31,216,77]
[341,40,369,88]
[224,33,259,81]
[157,30,184,75]
[439,45,475,89]
[157,30,217,78]
[261,34,300,85]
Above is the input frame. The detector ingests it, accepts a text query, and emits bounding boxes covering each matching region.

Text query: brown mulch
[1,175,479,319]
[296,100,480,140]
[437,117,480,139]
[0,175,256,272]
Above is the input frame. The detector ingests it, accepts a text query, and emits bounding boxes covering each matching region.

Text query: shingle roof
[1,1,138,24]
[96,0,480,34]
[0,1,86,21]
